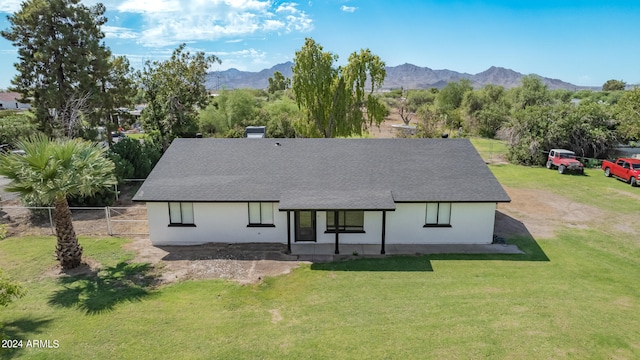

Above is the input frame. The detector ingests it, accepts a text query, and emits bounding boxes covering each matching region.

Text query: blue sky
[1,0,639,90]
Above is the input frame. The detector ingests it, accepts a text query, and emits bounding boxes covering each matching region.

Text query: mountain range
[206,62,598,91]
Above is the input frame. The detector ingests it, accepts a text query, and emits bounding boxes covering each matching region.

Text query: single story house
[133,138,511,254]
[0,92,30,110]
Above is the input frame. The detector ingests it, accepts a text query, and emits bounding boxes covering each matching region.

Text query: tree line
[383,76,639,165]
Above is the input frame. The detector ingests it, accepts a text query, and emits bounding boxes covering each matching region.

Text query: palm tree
[0,135,116,269]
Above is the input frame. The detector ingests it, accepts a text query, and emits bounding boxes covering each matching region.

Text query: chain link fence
[0,205,148,238]
[0,178,148,238]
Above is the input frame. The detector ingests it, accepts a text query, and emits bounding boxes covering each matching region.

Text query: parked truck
[601,158,640,187]
[546,149,584,174]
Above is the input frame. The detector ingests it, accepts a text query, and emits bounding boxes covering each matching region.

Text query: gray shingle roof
[132,138,511,208]
[279,190,396,210]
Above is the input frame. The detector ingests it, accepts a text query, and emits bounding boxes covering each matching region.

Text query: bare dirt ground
[123,240,300,285]
[495,187,602,240]
[370,107,411,138]
[0,199,148,238]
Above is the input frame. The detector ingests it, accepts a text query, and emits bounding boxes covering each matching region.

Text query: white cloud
[0,0,23,13]
[103,25,138,39]
[114,0,313,47]
[208,48,269,70]
[215,48,265,58]
[263,19,285,31]
[114,44,271,73]
[284,14,312,32]
[276,3,300,14]
[276,3,313,32]
[223,0,270,11]
[341,5,357,13]
[117,0,181,13]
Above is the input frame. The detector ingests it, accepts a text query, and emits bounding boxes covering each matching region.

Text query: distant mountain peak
[206,62,590,91]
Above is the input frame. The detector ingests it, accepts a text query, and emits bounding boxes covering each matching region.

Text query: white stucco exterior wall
[145,202,497,246]
[146,202,288,245]
[385,202,497,244]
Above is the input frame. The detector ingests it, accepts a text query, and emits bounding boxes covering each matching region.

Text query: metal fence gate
[0,205,148,237]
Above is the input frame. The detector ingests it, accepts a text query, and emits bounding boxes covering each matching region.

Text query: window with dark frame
[168,202,195,226]
[424,202,452,227]
[248,202,274,227]
[326,210,364,232]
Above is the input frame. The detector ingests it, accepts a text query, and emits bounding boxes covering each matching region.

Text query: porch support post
[334,210,340,254]
[287,211,291,254]
[381,211,386,255]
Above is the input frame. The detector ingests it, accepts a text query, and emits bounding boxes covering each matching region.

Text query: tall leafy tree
[548,100,617,158]
[504,101,617,165]
[1,0,117,137]
[406,89,436,112]
[140,44,220,150]
[262,97,300,138]
[614,87,640,141]
[267,71,291,93]
[437,79,473,112]
[602,79,626,91]
[503,105,556,165]
[435,79,473,129]
[462,84,510,138]
[510,75,550,109]
[0,135,116,269]
[95,56,137,137]
[292,38,386,138]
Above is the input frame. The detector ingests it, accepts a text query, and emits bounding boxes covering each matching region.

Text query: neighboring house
[0,92,30,110]
[133,138,511,254]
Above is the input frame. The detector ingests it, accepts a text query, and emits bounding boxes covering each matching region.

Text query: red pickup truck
[602,158,640,187]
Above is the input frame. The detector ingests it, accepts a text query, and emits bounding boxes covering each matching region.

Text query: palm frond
[0,135,116,205]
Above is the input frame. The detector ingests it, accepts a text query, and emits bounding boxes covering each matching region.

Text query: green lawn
[470,137,508,160]
[2,164,640,358]
[123,133,147,140]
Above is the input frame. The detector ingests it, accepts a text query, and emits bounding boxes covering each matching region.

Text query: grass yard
[2,163,640,358]
[470,137,509,161]
[123,133,147,140]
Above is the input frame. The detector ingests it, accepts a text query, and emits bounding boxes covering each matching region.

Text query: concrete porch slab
[290,243,522,262]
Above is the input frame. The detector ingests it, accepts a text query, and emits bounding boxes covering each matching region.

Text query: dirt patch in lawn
[610,187,640,202]
[496,187,602,239]
[123,238,304,285]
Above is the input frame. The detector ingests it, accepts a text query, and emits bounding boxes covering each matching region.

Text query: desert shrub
[503,101,617,165]
[107,137,162,181]
[224,127,245,138]
[68,187,115,206]
[503,105,553,165]
[0,112,39,145]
